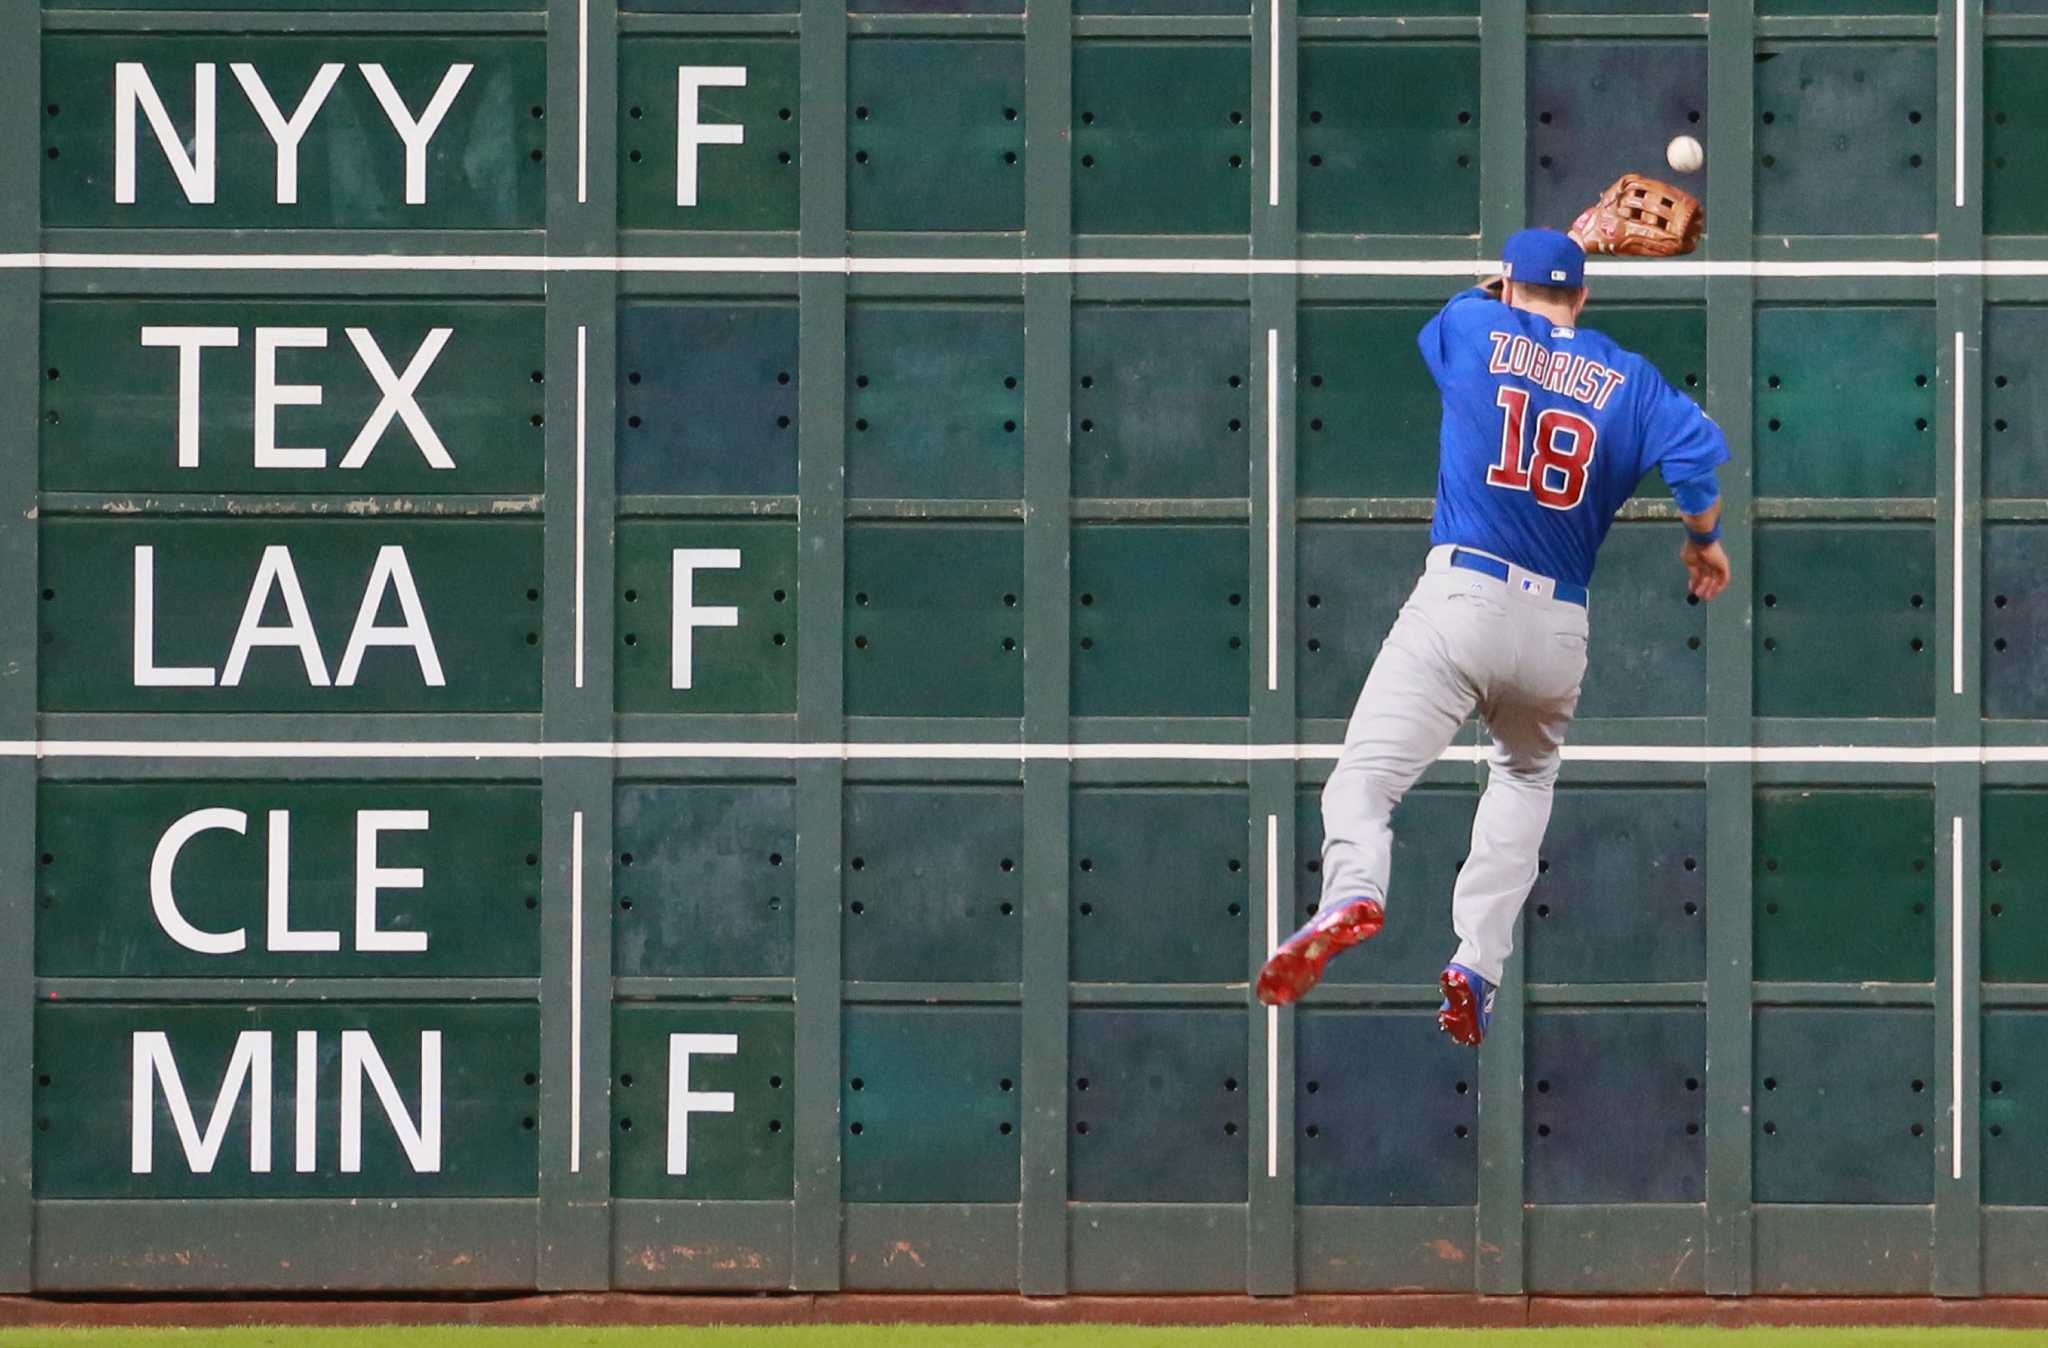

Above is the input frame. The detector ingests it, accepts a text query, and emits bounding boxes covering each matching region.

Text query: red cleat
[1255,897,1385,1006]
[1436,963,1496,1047]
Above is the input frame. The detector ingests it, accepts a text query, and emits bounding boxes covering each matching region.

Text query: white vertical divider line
[1952,812,1964,1182]
[1953,329,1965,697]
[1955,0,1967,210]
[1267,0,1281,208]
[576,325,589,691]
[578,0,590,205]
[1265,812,1280,1181]
[1266,327,1280,692]
[571,809,586,1173]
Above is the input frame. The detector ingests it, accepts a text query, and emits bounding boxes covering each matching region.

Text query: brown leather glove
[1569,174,1705,257]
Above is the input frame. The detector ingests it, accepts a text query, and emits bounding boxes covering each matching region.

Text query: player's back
[1419,288,1727,590]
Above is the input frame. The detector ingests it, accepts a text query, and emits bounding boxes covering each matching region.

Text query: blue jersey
[1419,288,1731,589]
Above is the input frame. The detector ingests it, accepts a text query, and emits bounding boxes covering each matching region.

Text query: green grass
[3,1329,2046,1347]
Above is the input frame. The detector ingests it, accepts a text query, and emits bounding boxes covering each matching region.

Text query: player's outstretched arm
[1679,501,1731,602]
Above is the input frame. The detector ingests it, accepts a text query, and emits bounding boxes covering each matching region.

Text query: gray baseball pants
[1318,543,1589,986]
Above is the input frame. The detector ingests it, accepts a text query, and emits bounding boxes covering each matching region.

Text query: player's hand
[1681,538,1731,602]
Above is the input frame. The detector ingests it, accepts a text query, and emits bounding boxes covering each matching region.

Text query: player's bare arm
[1680,501,1731,602]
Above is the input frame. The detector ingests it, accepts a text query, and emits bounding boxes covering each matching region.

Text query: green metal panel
[1985,524,2048,718]
[1071,525,1249,718]
[1079,0,1240,14]
[1295,524,1430,722]
[37,782,542,979]
[1073,43,1251,237]
[1069,788,1251,984]
[847,305,1025,500]
[847,41,1024,233]
[613,520,797,715]
[842,1204,1017,1290]
[1581,524,1708,718]
[1527,0,1683,9]
[1525,1010,1705,1203]
[617,302,799,497]
[36,1198,539,1293]
[842,1008,1020,1202]
[1981,1011,2048,1204]
[1755,789,1935,984]
[1525,788,1707,985]
[1753,1207,1933,1296]
[1072,305,1251,499]
[1068,1009,1247,1203]
[1298,43,1481,237]
[618,40,800,232]
[613,784,795,978]
[36,1003,540,1199]
[1753,1008,1936,1205]
[41,300,545,496]
[1984,306,2048,500]
[44,37,547,230]
[1753,524,1937,719]
[1982,790,2048,982]
[1762,1,1934,11]
[1305,0,1473,12]
[1755,43,1937,237]
[1986,43,2048,237]
[843,525,1025,718]
[1296,1010,1476,1206]
[1298,785,1474,987]
[1296,308,1439,500]
[627,0,793,13]
[611,1005,794,1200]
[68,0,541,7]
[1525,1206,1705,1296]
[40,518,544,714]
[843,785,1023,984]
[1527,43,1706,233]
[612,1201,792,1290]
[1754,307,1938,499]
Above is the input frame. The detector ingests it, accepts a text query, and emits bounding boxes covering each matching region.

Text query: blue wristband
[1686,522,1723,545]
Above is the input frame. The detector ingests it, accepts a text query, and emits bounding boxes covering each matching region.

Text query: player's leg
[1256,580,1482,1006]
[1439,603,1586,1044]
[1319,606,1482,913]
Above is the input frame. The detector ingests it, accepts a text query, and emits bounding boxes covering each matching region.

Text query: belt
[1450,548,1589,608]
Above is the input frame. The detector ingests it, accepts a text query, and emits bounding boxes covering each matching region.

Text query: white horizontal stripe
[5,740,2048,764]
[6,252,2048,279]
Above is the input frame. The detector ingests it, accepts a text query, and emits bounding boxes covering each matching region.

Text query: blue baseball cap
[1500,228,1586,290]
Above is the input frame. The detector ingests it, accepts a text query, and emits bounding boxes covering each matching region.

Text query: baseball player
[1256,184,1729,1047]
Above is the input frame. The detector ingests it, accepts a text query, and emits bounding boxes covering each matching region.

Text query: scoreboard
[1,0,2040,1308]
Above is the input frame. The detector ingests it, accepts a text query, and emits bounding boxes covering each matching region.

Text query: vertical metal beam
[1478,0,1528,252]
[1703,0,1758,1300]
[1933,0,1986,1299]
[1246,0,1298,1297]
[793,0,850,1291]
[536,0,621,1290]
[0,0,39,1293]
[1475,0,1528,1300]
[1019,0,1075,1298]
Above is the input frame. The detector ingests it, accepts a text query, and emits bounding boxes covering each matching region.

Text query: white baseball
[1666,135,1704,174]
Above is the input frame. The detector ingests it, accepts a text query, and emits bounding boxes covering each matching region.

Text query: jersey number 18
[1487,386,1596,510]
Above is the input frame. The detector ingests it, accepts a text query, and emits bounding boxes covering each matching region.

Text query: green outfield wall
[1,0,2045,1303]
